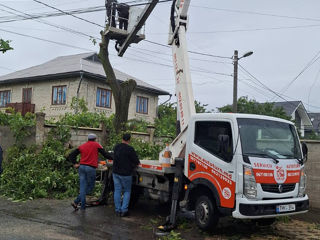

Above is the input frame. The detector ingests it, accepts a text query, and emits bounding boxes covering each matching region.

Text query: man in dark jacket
[113,133,140,217]
[68,133,113,210]
[117,3,129,30]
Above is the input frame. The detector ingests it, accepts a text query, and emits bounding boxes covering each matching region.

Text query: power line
[0,28,93,52]
[143,39,231,59]
[0,6,105,23]
[238,64,292,102]
[2,1,232,61]
[190,5,320,23]
[32,0,104,28]
[0,4,100,40]
[274,50,320,99]
[147,24,320,35]
[239,64,320,110]
[307,65,320,111]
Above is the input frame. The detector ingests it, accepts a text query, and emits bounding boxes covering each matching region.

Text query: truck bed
[106,159,176,176]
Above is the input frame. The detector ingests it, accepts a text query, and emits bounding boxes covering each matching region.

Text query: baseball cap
[88,133,97,140]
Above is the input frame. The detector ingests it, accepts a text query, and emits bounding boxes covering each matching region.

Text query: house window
[0,90,11,107]
[96,88,112,108]
[136,96,148,114]
[52,86,67,105]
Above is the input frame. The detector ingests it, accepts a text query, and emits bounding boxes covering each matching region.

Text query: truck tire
[195,195,219,231]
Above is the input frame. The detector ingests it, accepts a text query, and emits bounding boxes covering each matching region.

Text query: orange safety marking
[188,152,235,208]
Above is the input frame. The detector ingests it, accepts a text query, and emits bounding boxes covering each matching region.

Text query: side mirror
[301,142,308,163]
[218,134,233,162]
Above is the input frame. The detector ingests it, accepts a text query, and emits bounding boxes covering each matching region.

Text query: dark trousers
[119,19,128,30]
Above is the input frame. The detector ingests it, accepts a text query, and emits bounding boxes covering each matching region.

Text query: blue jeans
[113,173,132,213]
[74,165,96,209]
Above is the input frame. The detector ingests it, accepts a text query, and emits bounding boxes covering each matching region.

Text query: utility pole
[232,50,253,113]
[233,50,238,113]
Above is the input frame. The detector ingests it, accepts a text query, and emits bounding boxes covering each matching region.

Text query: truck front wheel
[195,195,219,231]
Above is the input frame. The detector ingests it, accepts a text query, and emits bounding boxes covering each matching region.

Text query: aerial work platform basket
[104,3,145,42]
[104,0,159,56]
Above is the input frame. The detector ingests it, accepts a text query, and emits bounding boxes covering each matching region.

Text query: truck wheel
[195,195,219,231]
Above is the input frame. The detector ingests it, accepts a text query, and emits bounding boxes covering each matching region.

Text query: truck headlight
[298,168,307,197]
[243,166,257,199]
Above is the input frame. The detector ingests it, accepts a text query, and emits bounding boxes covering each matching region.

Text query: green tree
[218,96,290,120]
[0,39,13,53]
[155,102,177,137]
[98,32,136,133]
[155,100,210,137]
[195,100,211,113]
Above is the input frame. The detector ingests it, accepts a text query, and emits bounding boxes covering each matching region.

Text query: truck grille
[261,183,295,193]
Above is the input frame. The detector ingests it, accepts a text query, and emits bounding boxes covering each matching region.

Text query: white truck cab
[185,113,308,228]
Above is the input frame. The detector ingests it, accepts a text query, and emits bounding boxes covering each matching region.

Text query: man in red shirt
[68,133,113,210]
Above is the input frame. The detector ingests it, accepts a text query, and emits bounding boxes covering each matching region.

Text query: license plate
[276,204,296,213]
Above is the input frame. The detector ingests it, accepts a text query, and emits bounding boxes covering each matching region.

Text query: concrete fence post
[35,112,46,146]
[100,121,108,146]
[147,125,155,144]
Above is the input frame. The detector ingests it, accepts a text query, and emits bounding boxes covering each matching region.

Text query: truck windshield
[237,118,302,160]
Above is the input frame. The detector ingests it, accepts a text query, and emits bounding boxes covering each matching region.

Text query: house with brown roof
[0,52,169,123]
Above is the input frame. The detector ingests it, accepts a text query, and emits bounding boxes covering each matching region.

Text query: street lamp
[233,50,253,113]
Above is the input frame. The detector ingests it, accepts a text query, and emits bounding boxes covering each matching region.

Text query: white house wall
[0,77,159,123]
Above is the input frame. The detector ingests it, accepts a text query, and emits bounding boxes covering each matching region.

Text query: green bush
[0,100,165,200]
[0,110,35,145]
[0,133,78,200]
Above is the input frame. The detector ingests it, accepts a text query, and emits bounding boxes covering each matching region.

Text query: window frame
[136,96,148,114]
[0,90,11,107]
[96,87,112,108]
[22,88,32,103]
[194,120,233,163]
[52,85,67,105]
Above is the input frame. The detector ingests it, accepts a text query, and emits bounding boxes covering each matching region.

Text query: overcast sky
[1,0,320,112]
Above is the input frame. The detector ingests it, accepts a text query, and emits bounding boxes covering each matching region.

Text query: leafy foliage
[218,96,291,120]
[159,231,183,240]
[303,131,320,140]
[154,101,211,137]
[0,126,78,200]
[130,138,164,160]
[0,39,13,53]
[127,118,148,132]
[70,97,88,113]
[0,110,35,146]
[195,100,211,113]
[0,99,166,200]
[155,102,177,138]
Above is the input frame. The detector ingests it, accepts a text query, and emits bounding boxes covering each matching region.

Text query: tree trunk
[98,31,137,133]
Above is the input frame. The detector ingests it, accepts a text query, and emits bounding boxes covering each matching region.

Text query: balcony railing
[6,102,35,116]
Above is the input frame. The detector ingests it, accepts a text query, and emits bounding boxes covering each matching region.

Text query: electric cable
[273,50,320,100]
[0,4,100,40]
[0,27,94,52]
[32,0,104,28]
[190,4,320,23]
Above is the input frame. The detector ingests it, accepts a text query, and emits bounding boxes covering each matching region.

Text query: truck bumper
[232,195,309,219]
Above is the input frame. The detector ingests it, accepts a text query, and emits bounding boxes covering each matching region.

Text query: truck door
[187,120,236,208]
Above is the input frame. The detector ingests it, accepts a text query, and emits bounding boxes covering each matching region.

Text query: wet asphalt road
[0,196,319,240]
[0,197,160,240]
